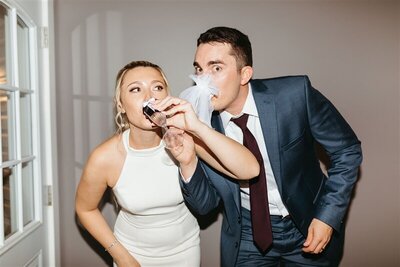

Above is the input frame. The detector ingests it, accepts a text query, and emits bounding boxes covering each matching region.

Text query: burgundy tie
[231,113,272,252]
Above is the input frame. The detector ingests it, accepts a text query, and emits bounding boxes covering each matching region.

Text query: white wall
[54,1,400,266]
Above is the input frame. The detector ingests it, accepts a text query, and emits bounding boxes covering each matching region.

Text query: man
[180,26,362,266]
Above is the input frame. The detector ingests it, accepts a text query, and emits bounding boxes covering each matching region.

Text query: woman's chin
[143,118,158,128]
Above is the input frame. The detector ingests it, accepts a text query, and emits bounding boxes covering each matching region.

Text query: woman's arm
[75,147,140,267]
[154,97,259,180]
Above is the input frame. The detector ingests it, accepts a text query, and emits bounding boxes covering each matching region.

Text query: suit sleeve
[304,76,363,232]
[179,160,221,215]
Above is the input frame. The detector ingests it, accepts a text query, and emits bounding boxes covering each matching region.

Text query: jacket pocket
[281,128,305,151]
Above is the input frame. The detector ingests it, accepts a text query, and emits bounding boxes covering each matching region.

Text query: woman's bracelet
[105,239,119,252]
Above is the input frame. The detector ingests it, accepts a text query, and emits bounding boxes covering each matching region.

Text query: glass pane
[20,92,32,157]
[0,5,7,84]
[0,90,15,161]
[3,166,18,238]
[17,17,30,89]
[22,161,34,225]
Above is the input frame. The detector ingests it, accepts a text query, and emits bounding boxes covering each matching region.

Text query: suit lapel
[210,112,241,213]
[251,80,283,193]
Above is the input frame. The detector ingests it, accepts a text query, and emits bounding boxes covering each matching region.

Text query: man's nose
[200,70,211,76]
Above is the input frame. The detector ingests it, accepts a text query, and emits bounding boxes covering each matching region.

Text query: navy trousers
[236,208,335,267]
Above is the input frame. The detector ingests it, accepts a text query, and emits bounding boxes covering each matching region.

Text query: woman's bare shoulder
[84,133,126,175]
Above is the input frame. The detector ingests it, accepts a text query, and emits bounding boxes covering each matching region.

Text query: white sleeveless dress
[112,130,200,267]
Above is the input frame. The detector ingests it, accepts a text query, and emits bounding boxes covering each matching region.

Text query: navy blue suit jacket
[180,76,362,267]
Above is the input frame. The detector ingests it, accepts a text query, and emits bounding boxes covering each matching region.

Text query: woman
[75,60,259,267]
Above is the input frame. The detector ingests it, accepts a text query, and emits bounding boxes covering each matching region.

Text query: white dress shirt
[219,85,289,217]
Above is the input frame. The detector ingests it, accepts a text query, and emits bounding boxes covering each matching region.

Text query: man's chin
[211,97,221,111]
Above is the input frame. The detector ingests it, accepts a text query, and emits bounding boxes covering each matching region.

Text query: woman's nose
[149,91,160,100]
[143,91,153,101]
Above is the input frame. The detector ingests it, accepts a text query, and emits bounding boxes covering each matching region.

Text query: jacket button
[235,242,238,248]
[238,216,241,224]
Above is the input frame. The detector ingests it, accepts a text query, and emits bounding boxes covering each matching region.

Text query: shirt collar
[220,83,259,129]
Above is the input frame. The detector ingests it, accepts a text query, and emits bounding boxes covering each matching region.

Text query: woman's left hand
[167,129,198,179]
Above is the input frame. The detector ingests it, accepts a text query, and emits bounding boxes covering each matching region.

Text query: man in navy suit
[180,26,362,266]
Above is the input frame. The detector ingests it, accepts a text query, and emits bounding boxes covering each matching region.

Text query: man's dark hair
[197,26,253,68]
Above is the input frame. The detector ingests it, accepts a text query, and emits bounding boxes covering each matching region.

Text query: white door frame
[0,0,59,266]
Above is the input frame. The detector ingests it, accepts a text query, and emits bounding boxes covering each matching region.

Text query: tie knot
[231,113,249,130]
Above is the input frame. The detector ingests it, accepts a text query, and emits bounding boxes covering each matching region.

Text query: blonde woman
[75,60,259,267]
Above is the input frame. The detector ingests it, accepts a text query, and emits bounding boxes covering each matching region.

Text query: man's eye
[194,67,202,74]
[213,66,222,72]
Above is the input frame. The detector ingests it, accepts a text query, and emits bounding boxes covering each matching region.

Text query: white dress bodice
[112,130,200,266]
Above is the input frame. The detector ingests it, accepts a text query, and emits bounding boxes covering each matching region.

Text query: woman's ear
[240,66,253,85]
[118,103,126,114]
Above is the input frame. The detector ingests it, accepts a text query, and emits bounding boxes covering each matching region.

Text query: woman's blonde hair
[114,60,170,133]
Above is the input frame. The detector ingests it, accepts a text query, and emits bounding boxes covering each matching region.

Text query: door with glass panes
[0,0,56,266]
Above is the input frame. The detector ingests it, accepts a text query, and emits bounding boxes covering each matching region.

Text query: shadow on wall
[71,10,124,267]
[75,189,117,267]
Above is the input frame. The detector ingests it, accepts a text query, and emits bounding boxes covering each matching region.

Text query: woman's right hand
[111,245,141,267]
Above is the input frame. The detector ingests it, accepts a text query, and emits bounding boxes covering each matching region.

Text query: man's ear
[240,66,253,85]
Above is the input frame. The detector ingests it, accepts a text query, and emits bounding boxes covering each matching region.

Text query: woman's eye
[129,87,140,93]
[154,85,164,91]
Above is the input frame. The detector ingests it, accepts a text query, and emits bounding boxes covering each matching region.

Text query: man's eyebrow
[193,60,224,68]
[208,60,224,66]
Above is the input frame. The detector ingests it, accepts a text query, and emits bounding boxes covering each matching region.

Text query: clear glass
[20,92,32,157]
[17,17,30,89]
[142,99,183,152]
[0,90,14,161]
[162,127,184,151]
[22,161,34,225]
[0,4,7,84]
[3,165,18,238]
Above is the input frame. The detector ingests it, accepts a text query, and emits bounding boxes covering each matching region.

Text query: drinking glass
[143,99,184,152]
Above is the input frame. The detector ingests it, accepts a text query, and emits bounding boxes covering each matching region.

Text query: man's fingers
[154,97,186,112]
[303,227,314,247]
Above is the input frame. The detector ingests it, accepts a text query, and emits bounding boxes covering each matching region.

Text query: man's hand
[153,96,202,133]
[302,218,333,254]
